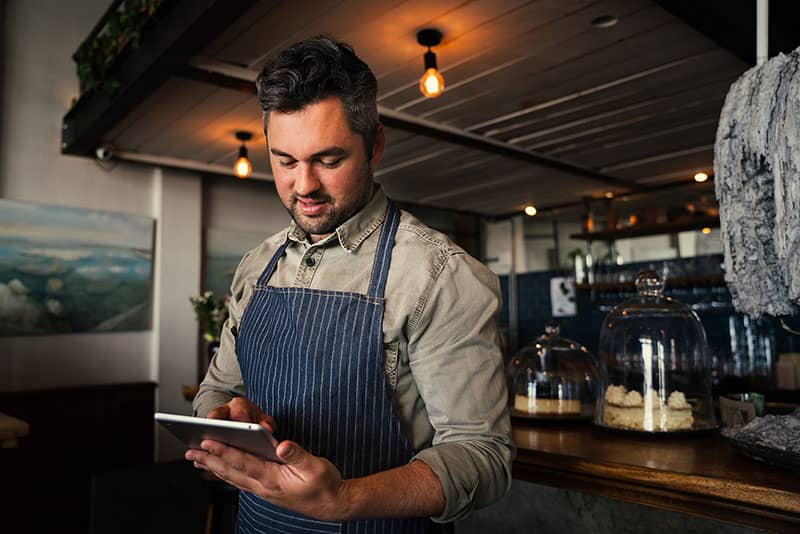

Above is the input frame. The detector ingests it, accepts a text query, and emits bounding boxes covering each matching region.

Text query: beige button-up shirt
[194,187,514,522]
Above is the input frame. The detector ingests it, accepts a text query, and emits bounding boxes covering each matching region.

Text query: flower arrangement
[189,291,229,343]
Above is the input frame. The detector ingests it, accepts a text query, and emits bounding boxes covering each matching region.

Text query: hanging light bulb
[234,131,253,179]
[417,29,444,99]
[524,205,537,217]
[693,171,709,183]
[420,65,444,98]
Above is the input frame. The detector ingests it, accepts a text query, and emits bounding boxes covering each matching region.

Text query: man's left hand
[186,440,349,522]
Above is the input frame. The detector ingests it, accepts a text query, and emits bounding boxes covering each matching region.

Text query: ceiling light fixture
[417,28,444,99]
[591,15,618,28]
[693,171,709,183]
[524,205,537,217]
[234,131,253,179]
[701,227,712,235]
[604,192,614,199]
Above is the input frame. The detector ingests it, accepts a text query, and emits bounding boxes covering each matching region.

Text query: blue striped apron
[235,202,435,534]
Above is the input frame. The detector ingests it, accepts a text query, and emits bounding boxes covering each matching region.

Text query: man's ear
[370,123,386,169]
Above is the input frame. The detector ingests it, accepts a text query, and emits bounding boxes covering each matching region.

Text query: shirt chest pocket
[383,340,400,392]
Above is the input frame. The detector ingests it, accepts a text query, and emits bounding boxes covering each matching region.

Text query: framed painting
[0,199,154,335]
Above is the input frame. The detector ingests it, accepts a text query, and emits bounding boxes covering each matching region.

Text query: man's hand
[207,397,275,433]
[186,439,349,522]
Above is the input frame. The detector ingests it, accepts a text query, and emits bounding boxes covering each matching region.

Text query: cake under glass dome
[507,321,602,420]
[594,271,717,433]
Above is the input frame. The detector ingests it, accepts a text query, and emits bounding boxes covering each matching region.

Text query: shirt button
[305,257,316,267]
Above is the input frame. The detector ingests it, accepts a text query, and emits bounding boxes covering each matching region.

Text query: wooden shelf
[512,423,800,532]
[575,274,726,291]
[570,215,720,241]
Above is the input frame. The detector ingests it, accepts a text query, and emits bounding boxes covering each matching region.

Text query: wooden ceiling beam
[61,0,258,157]
[177,63,644,193]
[377,108,644,192]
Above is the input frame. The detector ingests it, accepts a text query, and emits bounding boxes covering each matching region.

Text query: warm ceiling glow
[524,205,537,217]
[234,156,252,179]
[694,171,709,183]
[604,192,614,199]
[420,68,444,98]
[701,227,712,235]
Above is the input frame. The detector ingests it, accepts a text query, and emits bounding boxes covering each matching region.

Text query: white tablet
[155,412,283,463]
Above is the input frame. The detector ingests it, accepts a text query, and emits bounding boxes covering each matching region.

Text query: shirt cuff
[412,441,509,523]
[192,387,235,417]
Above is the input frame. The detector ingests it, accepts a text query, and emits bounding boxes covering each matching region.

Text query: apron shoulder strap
[367,201,401,299]
[256,238,291,286]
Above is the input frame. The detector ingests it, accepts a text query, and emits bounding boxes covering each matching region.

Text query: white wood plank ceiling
[105,0,747,216]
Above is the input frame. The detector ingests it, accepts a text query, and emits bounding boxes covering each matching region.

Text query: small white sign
[550,277,577,317]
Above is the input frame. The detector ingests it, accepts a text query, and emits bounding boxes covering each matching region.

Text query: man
[190,36,513,533]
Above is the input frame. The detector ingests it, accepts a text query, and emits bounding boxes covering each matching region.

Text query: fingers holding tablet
[155,412,283,463]
[207,397,276,432]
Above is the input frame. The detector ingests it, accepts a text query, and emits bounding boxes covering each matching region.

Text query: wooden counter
[511,422,800,533]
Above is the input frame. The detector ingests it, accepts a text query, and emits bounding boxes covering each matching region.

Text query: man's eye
[279,160,297,168]
[320,159,342,168]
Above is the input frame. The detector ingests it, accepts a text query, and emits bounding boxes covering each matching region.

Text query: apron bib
[236,202,434,533]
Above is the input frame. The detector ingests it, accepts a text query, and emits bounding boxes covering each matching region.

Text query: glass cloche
[594,271,717,433]
[507,321,602,420]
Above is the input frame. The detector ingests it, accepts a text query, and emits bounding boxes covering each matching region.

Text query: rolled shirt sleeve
[192,252,252,417]
[407,251,515,522]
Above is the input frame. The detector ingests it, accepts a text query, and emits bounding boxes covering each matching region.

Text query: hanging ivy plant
[73,0,167,98]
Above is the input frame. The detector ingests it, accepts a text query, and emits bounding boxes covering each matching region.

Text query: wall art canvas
[204,227,266,298]
[0,199,154,335]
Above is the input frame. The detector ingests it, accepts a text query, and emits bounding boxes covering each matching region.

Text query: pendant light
[417,29,444,99]
[234,131,253,179]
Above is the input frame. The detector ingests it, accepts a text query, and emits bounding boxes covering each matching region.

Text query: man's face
[266,96,384,242]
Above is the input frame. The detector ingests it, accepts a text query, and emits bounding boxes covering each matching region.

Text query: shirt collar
[282,186,389,253]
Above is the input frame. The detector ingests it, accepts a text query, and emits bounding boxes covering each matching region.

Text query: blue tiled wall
[499,270,600,350]
[498,261,799,384]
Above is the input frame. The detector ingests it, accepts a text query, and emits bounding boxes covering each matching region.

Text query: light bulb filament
[235,156,251,179]
[420,68,444,98]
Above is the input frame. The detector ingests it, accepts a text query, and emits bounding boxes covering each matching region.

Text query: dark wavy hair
[256,36,379,159]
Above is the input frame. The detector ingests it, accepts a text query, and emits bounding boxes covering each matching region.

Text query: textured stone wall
[715,48,800,318]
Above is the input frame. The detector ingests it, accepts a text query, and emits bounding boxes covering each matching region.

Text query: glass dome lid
[594,271,717,433]
[507,320,602,420]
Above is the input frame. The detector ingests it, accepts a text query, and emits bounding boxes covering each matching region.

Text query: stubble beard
[286,173,374,237]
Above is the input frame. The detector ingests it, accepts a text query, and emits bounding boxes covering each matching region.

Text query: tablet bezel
[155,412,283,463]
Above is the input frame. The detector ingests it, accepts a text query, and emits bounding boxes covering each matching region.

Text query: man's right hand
[207,397,276,433]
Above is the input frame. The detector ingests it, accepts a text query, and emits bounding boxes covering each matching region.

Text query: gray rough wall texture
[714,48,800,318]
[455,480,764,534]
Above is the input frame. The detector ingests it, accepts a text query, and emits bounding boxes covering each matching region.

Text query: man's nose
[294,164,320,196]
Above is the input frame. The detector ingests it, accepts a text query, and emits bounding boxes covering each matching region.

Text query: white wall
[152,168,203,458]
[204,175,287,231]
[484,217,525,275]
[0,0,157,391]
[0,0,208,463]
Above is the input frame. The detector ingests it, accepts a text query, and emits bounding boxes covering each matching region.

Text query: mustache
[291,192,332,203]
